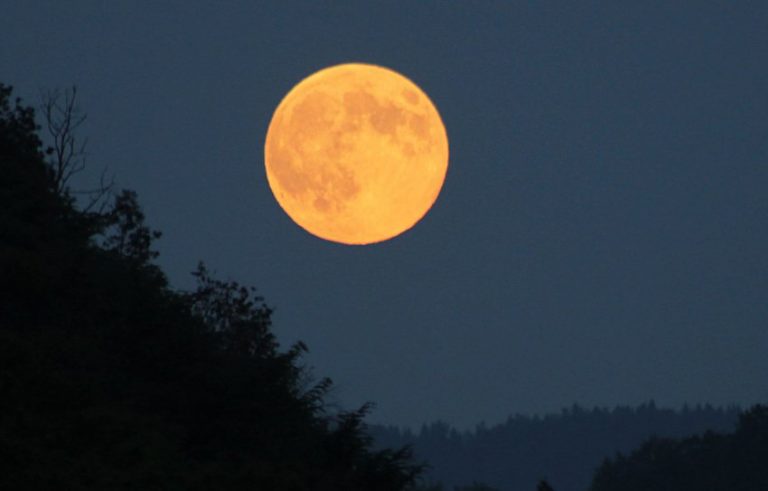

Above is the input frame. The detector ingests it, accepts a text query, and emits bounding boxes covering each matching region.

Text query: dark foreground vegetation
[0,83,421,489]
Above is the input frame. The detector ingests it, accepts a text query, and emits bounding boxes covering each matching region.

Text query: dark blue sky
[3,1,767,428]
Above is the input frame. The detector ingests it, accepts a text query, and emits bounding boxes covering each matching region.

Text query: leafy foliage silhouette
[0,83,421,490]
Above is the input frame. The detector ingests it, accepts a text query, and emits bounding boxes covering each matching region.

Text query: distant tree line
[0,83,422,490]
[371,402,740,491]
[590,404,768,491]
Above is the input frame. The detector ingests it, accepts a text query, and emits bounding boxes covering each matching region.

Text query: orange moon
[264,63,449,245]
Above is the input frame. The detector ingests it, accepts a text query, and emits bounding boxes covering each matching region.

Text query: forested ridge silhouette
[373,403,745,490]
[590,405,768,491]
[0,83,421,490]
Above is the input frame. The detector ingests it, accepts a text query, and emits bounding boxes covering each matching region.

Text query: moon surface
[264,63,449,245]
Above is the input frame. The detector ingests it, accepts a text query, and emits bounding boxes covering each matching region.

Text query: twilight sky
[3,1,767,429]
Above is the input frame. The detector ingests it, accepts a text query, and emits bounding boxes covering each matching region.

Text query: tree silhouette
[102,189,162,263]
[39,86,113,211]
[0,82,421,490]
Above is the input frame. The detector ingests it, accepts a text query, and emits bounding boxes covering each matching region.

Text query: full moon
[264,63,449,245]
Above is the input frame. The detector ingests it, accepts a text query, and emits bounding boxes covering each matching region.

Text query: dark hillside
[372,403,739,491]
[590,405,768,491]
[0,83,420,490]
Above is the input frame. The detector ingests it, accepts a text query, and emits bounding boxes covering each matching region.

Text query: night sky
[3,1,767,429]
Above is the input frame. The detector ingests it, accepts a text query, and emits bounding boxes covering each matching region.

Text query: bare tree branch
[74,167,115,214]
[40,86,114,211]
